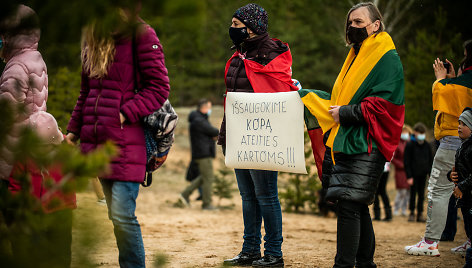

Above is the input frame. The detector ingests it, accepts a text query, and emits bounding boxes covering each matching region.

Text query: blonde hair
[81,23,115,79]
[402,124,413,134]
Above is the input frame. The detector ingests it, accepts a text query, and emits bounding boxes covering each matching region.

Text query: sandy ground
[71,106,467,268]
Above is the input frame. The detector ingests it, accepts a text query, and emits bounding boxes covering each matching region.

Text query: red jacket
[391,139,409,189]
[9,162,76,214]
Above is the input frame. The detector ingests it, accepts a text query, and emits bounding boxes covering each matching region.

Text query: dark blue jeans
[100,180,145,268]
[234,169,283,257]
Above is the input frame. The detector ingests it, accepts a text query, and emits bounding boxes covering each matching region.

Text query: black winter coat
[448,138,472,206]
[403,140,433,179]
[217,33,288,146]
[322,106,386,205]
[189,111,219,159]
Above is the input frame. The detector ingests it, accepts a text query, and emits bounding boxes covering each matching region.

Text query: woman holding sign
[299,2,404,267]
[219,3,298,267]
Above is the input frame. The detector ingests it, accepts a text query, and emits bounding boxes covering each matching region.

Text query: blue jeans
[234,169,283,257]
[100,180,145,268]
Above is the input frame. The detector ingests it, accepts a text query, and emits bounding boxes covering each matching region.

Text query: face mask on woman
[400,133,410,141]
[347,25,369,44]
[229,26,249,46]
[416,133,426,141]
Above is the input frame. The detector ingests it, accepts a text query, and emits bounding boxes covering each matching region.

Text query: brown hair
[413,122,427,134]
[345,2,384,45]
[81,22,116,79]
[460,39,472,71]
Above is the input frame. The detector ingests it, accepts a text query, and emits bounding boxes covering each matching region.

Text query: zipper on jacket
[94,79,103,135]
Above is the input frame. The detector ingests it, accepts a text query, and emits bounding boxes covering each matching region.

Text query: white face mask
[416,134,426,141]
[400,133,410,141]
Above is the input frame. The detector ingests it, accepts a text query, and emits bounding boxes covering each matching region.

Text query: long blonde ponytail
[81,23,116,79]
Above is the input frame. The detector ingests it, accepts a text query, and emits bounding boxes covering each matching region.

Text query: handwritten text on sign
[225,91,307,174]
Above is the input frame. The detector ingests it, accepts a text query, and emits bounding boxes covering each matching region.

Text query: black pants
[409,175,427,214]
[373,172,391,211]
[441,194,458,240]
[462,203,472,240]
[334,200,376,268]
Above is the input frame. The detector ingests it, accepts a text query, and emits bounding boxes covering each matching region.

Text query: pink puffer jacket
[0,5,47,180]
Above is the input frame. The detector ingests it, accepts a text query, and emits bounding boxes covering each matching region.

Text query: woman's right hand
[433,58,447,80]
[65,133,78,145]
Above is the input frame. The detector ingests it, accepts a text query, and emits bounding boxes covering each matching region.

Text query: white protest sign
[225,91,307,174]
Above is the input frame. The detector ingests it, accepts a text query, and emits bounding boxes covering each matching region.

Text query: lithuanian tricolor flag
[299,32,405,179]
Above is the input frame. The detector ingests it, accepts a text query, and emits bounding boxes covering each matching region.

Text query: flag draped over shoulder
[432,66,472,117]
[224,40,298,93]
[299,32,405,179]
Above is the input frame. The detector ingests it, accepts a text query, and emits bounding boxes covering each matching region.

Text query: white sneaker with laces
[404,238,440,256]
[451,239,471,254]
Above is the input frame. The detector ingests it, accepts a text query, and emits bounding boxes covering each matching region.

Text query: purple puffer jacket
[0,5,47,180]
[67,24,170,182]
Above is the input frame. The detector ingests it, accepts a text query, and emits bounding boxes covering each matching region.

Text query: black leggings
[334,200,376,268]
[373,172,391,211]
[409,175,427,214]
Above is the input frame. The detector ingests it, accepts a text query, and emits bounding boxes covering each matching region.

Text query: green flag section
[299,32,405,177]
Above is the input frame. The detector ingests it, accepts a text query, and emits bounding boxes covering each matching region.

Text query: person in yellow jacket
[405,40,472,256]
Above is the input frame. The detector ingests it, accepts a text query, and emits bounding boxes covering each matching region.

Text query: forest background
[2,0,472,130]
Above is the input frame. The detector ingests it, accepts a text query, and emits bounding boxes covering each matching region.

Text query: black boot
[252,255,284,267]
[373,207,381,221]
[383,207,392,221]
[223,252,261,266]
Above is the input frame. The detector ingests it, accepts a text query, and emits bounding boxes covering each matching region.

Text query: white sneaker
[404,238,440,256]
[451,239,471,255]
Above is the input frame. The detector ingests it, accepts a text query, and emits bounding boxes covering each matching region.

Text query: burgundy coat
[67,24,170,182]
[391,139,409,189]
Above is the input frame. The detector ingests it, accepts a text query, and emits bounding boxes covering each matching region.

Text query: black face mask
[229,26,249,46]
[347,25,369,44]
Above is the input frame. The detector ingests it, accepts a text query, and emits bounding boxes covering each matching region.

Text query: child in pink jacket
[0,5,48,183]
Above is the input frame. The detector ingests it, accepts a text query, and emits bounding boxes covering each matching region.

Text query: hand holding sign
[225,91,307,174]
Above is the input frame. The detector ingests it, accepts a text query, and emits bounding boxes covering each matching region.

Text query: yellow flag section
[432,78,472,118]
[301,32,395,152]
[432,69,472,140]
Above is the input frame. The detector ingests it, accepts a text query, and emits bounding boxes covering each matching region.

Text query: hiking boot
[417,214,426,222]
[383,207,392,221]
[179,194,190,208]
[451,240,471,255]
[223,252,261,266]
[404,238,440,256]
[252,255,284,267]
[202,204,219,211]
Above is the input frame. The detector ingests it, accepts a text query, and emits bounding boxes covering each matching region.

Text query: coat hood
[1,5,40,61]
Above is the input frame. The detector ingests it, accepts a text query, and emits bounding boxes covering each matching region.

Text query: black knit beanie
[233,3,268,35]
